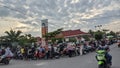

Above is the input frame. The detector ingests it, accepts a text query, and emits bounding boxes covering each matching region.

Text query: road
[0,43,120,68]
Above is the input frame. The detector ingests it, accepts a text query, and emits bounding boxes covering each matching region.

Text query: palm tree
[5,29,22,42]
[18,34,36,46]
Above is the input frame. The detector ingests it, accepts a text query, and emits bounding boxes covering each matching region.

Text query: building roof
[62,29,88,37]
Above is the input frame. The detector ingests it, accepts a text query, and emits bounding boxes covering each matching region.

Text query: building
[41,19,48,37]
[56,29,90,42]
[62,29,88,38]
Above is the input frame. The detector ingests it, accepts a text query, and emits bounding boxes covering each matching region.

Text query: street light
[95,25,102,31]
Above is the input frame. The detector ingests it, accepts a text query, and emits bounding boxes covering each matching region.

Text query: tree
[44,28,63,43]
[18,34,36,46]
[107,31,117,38]
[88,30,94,37]
[69,37,77,42]
[0,36,13,47]
[82,35,90,41]
[0,36,7,42]
[94,30,104,40]
[4,29,22,42]
[44,28,63,39]
[102,29,109,32]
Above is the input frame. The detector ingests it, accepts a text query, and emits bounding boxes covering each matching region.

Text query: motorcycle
[0,57,11,64]
[82,48,89,55]
[96,50,112,68]
[98,60,111,68]
[118,42,120,48]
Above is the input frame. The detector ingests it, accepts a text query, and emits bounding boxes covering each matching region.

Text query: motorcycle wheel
[98,64,105,68]
[107,64,111,68]
[4,59,9,65]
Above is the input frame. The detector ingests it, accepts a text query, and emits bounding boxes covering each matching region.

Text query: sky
[0,0,120,37]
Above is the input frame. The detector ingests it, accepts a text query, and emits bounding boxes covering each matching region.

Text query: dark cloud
[0,7,10,17]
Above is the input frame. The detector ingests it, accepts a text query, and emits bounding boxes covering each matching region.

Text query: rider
[0,46,13,61]
[0,47,6,61]
[105,47,112,65]
[96,41,112,66]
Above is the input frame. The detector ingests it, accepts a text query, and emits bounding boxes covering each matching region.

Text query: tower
[41,19,48,37]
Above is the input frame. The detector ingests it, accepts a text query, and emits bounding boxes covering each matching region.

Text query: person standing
[80,44,83,55]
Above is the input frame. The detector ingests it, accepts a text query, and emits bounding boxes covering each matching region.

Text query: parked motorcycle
[0,57,11,64]
[118,43,120,48]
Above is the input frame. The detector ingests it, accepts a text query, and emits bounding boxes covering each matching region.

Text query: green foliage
[94,30,104,40]
[107,31,117,38]
[18,34,36,46]
[69,37,77,42]
[48,38,63,44]
[44,28,63,43]
[1,29,37,47]
[82,35,90,41]
[4,29,22,42]
[88,30,94,37]
[51,38,57,44]
[18,35,28,46]
[57,38,63,43]
[102,29,109,32]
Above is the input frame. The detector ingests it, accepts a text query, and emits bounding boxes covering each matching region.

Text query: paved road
[0,43,120,68]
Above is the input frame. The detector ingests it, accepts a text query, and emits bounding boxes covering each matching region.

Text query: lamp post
[95,25,102,31]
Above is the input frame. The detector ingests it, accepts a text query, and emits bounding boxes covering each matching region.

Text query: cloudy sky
[0,0,120,37]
